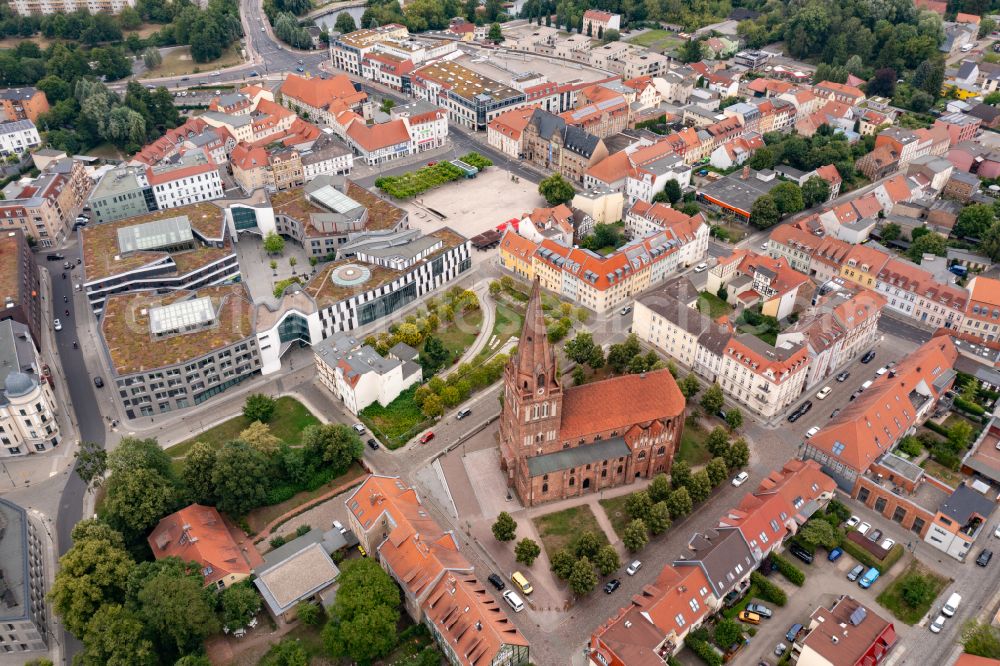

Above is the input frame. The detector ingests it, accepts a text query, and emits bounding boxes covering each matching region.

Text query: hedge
[686,637,723,666]
[770,554,805,586]
[954,396,986,416]
[749,571,787,606]
[841,540,905,574]
[924,420,950,437]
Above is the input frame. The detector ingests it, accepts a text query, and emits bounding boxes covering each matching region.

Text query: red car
[420,431,435,444]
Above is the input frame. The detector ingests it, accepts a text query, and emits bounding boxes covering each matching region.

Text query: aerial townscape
[9,0,1000,666]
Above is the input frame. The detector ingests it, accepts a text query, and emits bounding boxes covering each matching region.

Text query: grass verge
[141,43,243,78]
[876,560,949,625]
[532,505,609,559]
[598,495,631,540]
[678,418,713,467]
[697,291,733,319]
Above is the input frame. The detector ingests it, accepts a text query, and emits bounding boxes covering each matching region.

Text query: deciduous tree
[666,487,693,519]
[623,519,649,552]
[594,545,620,575]
[515,538,541,565]
[568,557,597,595]
[322,559,400,663]
[492,511,517,541]
[243,393,277,422]
[212,441,272,515]
[180,442,217,505]
[538,173,575,205]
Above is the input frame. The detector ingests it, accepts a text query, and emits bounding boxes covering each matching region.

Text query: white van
[942,592,962,617]
[503,590,524,612]
[860,380,874,392]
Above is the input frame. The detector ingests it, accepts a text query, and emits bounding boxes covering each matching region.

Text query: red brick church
[498,279,686,507]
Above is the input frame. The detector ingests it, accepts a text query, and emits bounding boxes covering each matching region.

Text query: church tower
[498,279,563,491]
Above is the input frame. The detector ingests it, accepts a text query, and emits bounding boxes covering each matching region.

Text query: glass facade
[231,206,259,231]
[278,313,311,344]
[359,282,417,325]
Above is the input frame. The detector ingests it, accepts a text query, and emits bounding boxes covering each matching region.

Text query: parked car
[746,603,772,618]
[332,520,347,534]
[849,389,863,401]
[510,571,533,595]
[847,564,865,581]
[456,408,472,420]
[930,614,947,633]
[846,516,860,528]
[93,377,104,388]
[738,611,762,625]
[367,438,380,450]
[420,431,435,444]
[45,253,65,261]
[798,400,813,415]
[881,539,895,551]
[626,560,642,575]
[816,386,832,399]
[876,365,889,376]
[805,426,821,438]
[53,319,62,331]
[994,524,1000,538]
[352,423,366,435]
[856,522,871,535]
[785,624,803,642]
[861,350,876,363]
[830,408,841,419]
[789,544,814,564]
[977,549,994,567]
[620,306,632,316]
[731,471,749,487]
[828,547,843,562]
[487,573,505,590]
[774,643,788,657]
[835,371,850,382]
[604,579,621,594]
[867,529,883,543]
[502,590,524,612]
[788,411,802,423]
[858,567,880,589]
[693,263,708,272]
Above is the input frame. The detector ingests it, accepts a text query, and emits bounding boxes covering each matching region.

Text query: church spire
[516,278,557,393]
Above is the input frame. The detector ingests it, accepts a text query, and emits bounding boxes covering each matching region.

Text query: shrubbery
[460,152,493,170]
[749,571,787,606]
[770,554,805,586]
[954,396,986,416]
[376,162,465,198]
[841,540,904,574]
[686,636,723,666]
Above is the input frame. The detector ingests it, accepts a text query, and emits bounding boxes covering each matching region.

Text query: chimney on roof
[742,166,750,180]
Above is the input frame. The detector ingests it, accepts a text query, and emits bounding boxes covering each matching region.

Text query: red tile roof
[229,141,268,171]
[147,504,258,587]
[347,118,411,151]
[560,369,685,441]
[280,73,366,112]
[487,105,538,141]
[808,337,957,472]
[814,164,842,185]
[815,80,865,101]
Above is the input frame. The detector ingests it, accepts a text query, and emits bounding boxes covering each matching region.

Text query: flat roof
[416,60,523,103]
[148,296,216,336]
[117,215,194,254]
[82,202,230,283]
[91,165,145,199]
[0,499,31,623]
[304,227,466,308]
[254,543,339,615]
[100,285,254,376]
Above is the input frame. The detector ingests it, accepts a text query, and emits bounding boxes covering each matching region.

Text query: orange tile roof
[852,193,882,219]
[629,201,706,240]
[956,11,981,23]
[844,243,890,273]
[499,229,537,261]
[815,80,865,100]
[954,656,1000,666]
[585,150,632,184]
[487,105,538,141]
[832,289,886,331]
[878,259,967,311]
[880,174,913,205]
[814,164,842,185]
[808,337,957,471]
[229,141,268,171]
[346,118,411,151]
[280,73,366,111]
[559,369,684,441]
[725,335,809,381]
[534,233,680,291]
[969,276,1000,308]
[769,224,824,252]
[147,504,258,586]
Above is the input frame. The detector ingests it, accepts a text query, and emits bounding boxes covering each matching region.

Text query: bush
[750,571,788,606]
[955,397,986,416]
[897,436,923,457]
[825,500,851,524]
[460,152,493,170]
[244,393,276,423]
[269,535,286,549]
[376,162,465,198]
[770,554,805,586]
[841,540,905,574]
[924,420,949,437]
[687,637,723,666]
[295,524,311,537]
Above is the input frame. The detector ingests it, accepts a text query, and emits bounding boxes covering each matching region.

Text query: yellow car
[510,571,533,595]
[738,611,761,625]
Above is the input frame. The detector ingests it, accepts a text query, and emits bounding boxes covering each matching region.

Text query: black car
[93,377,104,388]
[830,408,841,419]
[45,253,65,261]
[487,573,505,590]
[788,411,802,423]
[850,390,862,401]
[367,438,380,450]
[789,544,814,564]
[456,408,472,420]
[861,350,876,364]
[604,579,621,594]
[836,371,850,382]
[798,400,813,415]
[977,549,994,567]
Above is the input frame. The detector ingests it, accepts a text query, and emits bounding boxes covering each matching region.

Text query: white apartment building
[0,321,60,457]
[331,24,411,75]
[147,154,224,210]
[875,257,968,331]
[625,200,709,266]
[391,102,448,152]
[314,335,421,415]
[633,277,715,368]
[719,335,810,419]
[10,0,132,14]
[0,120,40,157]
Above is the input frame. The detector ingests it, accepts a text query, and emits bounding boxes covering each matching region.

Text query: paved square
[464,447,522,520]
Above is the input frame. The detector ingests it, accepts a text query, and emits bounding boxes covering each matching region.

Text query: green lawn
[876,561,949,625]
[598,495,631,540]
[492,302,524,352]
[435,307,483,357]
[697,291,733,319]
[166,396,320,458]
[920,458,963,486]
[360,385,429,449]
[628,29,670,46]
[532,505,609,559]
[141,43,243,79]
[678,418,713,467]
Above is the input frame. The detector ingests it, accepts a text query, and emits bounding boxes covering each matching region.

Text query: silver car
[847,564,865,581]
[930,614,946,633]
